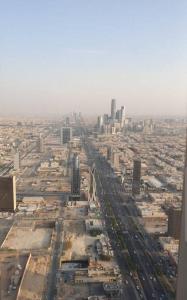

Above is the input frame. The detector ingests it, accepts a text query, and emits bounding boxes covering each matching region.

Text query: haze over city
[1,0,187,116]
[0,2,187,300]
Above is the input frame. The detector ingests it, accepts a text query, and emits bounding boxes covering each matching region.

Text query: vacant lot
[2,227,52,250]
[17,255,49,300]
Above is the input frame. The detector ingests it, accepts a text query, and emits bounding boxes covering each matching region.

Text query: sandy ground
[57,283,89,300]
[0,254,28,300]
[2,227,53,250]
[17,255,49,300]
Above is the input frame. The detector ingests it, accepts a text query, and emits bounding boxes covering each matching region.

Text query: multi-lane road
[86,143,175,300]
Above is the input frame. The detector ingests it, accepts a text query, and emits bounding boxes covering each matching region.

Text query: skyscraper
[115,109,121,121]
[71,153,80,199]
[111,99,116,121]
[61,127,72,145]
[120,106,125,127]
[176,138,187,300]
[103,114,109,124]
[0,176,16,211]
[97,116,103,130]
[132,159,141,195]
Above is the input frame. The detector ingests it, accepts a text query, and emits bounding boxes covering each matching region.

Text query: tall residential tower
[0,176,16,211]
[71,153,80,199]
[61,127,72,145]
[111,99,116,121]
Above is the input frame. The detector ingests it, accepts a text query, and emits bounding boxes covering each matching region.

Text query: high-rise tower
[97,116,103,130]
[71,153,80,199]
[176,137,187,300]
[111,99,116,121]
[61,127,72,145]
[0,176,16,211]
[120,106,125,127]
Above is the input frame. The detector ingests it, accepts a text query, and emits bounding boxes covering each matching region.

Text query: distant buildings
[0,176,16,211]
[132,159,141,195]
[97,99,126,135]
[61,127,72,145]
[71,153,80,199]
[116,106,125,127]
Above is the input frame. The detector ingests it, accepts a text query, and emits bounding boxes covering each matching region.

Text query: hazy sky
[0,0,187,116]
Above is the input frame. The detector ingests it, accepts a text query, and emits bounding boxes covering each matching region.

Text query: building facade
[111,99,116,121]
[0,176,16,211]
[61,127,72,145]
[71,153,80,198]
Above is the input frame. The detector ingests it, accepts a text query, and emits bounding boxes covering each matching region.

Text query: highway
[46,219,63,300]
[46,197,64,300]
[85,143,175,300]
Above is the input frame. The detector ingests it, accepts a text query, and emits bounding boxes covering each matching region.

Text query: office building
[71,153,80,198]
[111,99,116,121]
[65,117,70,126]
[116,109,121,121]
[0,176,16,211]
[103,114,109,124]
[97,116,103,131]
[61,127,72,145]
[120,106,125,127]
[168,208,181,239]
[132,159,141,195]
[176,141,187,300]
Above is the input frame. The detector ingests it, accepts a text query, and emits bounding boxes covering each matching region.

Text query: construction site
[0,194,63,300]
[0,122,123,300]
[56,199,122,300]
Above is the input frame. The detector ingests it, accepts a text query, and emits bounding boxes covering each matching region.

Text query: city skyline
[0,113,186,299]
[0,1,187,116]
